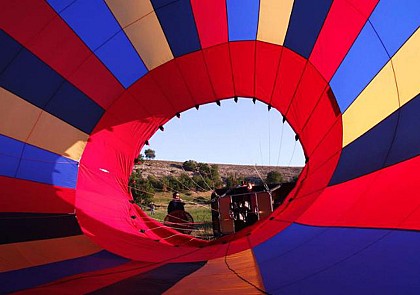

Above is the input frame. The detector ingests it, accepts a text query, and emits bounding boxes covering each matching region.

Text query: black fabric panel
[90,262,207,295]
[0,213,82,244]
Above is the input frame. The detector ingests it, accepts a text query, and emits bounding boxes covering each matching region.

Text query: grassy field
[143,191,215,240]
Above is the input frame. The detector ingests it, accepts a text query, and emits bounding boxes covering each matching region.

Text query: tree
[134,154,144,164]
[183,160,198,171]
[129,172,154,206]
[225,173,243,188]
[144,149,156,160]
[266,171,283,184]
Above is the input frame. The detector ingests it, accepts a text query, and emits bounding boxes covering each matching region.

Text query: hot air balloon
[1,0,419,293]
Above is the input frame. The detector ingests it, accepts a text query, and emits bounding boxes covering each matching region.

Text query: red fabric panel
[229,41,255,97]
[150,60,196,114]
[15,261,162,295]
[0,0,123,109]
[255,42,283,103]
[299,155,420,231]
[191,0,228,48]
[203,43,235,99]
[299,88,341,156]
[310,0,379,81]
[270,48,307,114]
[306,119,343,171]
[296,153,341,199]
[0,176,75,213]
[176,51,216,105]
[288,62,329,133]
[128,74,175,118]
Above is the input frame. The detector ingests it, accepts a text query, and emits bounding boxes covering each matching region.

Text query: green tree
[129,172,154,205]
[134,154,144,164]
[177,173,194,190]
[225,173,243,188]
[144,149,156,160]
[183,160,198,171]
[266,171,283,184]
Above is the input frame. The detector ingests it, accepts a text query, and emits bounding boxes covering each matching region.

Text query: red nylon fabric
[202,43,235,99]
[298,155,420,230]
[255,42,283,103]
[270,47,307,110]
[176,51,216,104]
[77,42,342,262]
[229,41,256,97]
[190,0,228,48]
[0,176,75,213]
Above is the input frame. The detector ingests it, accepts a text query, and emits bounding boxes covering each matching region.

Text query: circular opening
[76,42,342,262]
[132,98,305,240]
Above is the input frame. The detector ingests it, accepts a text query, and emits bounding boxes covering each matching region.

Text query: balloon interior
[0,1,419,294]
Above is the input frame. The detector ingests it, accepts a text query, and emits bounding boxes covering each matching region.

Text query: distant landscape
[131,160,303,239]
[135,160,303,184]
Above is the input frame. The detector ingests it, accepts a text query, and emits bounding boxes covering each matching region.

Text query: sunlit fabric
[1,0,419,293]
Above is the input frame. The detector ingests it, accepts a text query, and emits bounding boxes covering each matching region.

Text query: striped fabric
[1,0,419,293]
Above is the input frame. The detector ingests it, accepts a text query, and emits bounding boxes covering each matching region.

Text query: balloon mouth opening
[75,42,343,262]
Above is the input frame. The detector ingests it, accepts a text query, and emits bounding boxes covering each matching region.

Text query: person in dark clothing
[167,192,185,214]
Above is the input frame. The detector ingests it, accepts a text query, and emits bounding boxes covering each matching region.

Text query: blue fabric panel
[0,30,22,74]
[369,0,420,56]
[0,32,104,134]
[0,135,24,177]
[16,144,78,189]
[45,0,75,13]
[49,0,120,51]
[0,251,130,294]
[330,23,389,112]
[284,0,333,59]
[331,93,420,185]
[329,112,397,185]
[45,82,104,134]
[226,0,260,41]
[151,0,201,57]
[47,0,147,88]
[0,49,64,109]
[254,224,420,295]
[95,30,147,87]
[91,262,207,294]
[385,94,420,166]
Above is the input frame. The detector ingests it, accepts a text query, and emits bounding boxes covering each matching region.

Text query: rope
[253,164,269,192]
[288,140,297,167]
[276,119,285,166]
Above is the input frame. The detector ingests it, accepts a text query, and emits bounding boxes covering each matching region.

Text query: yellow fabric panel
[125,11,173,70]
[105,0,154,28]
[106,0,173,70]
[0,87,41,141]
[257,0,294,45]
[165,249,265,294]
[342,30,420,147]
[0,235,101,272]
[342,63,399,147]
[0,87,87,161]
[393,28,420,106]
[27,111,88,161]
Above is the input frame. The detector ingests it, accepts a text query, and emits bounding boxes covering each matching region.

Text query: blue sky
[141,97,305,167]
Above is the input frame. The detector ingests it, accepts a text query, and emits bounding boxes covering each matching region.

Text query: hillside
[134,160,302,183]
